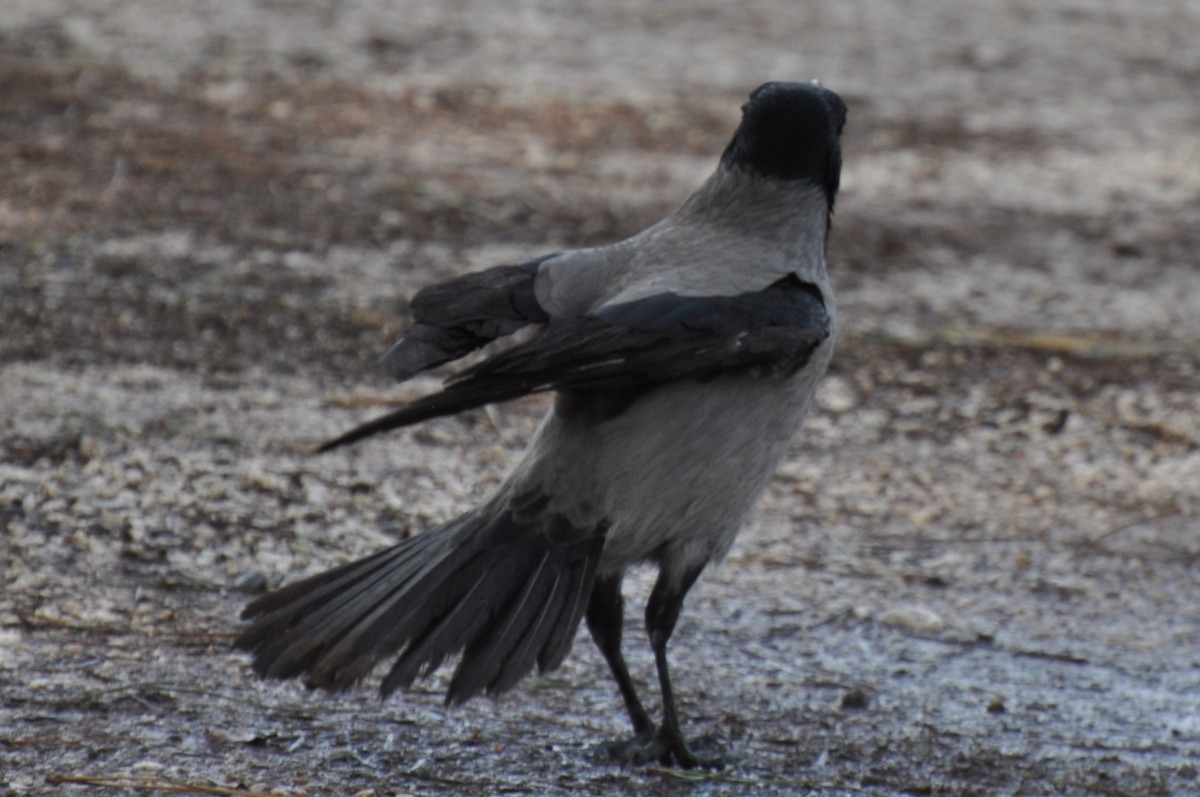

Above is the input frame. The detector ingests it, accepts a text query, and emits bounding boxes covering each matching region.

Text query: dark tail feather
[446,545,568,703]
[474,537,603,698]
[536,547,601,674]
[378,551,519,695]
[235,508,605,701]
[238,534,447,676]
[237,528,469,685]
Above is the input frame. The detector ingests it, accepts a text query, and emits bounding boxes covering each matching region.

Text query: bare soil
[3,2,1199,795]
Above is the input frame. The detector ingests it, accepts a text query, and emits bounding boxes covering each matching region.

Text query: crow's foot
[595,729,726,769]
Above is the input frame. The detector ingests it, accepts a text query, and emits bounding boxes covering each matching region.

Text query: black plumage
[238,500,605,704]
[380,254,555,380]
[319,274,829,452]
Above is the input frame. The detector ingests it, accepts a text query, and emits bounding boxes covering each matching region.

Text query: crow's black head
[720,81,847,205]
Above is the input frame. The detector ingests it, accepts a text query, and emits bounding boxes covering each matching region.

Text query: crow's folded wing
[321,273,830,452]
[379,254,557,381]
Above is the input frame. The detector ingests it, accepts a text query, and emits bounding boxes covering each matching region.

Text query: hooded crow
[237,80,847,769]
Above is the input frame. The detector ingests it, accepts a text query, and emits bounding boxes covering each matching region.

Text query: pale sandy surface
[3,2,1199,795]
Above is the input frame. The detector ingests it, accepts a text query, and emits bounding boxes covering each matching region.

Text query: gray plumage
[237,81,847,769]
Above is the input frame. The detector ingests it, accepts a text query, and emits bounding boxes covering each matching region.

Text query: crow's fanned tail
[236,504,606,704]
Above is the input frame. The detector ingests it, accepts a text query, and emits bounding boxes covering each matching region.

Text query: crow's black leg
[644,563,724,769]
[586,573,654,736]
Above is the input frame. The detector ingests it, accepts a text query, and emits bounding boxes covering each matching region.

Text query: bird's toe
[669,732,727,769]
[594,729,727,770]
[593,731,664,766]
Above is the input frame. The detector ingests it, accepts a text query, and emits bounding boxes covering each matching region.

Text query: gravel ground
[3,2,1199,795]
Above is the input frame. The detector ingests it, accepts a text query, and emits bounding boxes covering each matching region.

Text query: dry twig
[45,773,281,797]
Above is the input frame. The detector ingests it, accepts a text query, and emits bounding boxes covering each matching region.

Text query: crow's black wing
[320,274,829,452]
[379,254,556,380]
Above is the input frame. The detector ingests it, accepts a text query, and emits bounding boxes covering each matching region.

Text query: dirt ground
[3,2,1199,795]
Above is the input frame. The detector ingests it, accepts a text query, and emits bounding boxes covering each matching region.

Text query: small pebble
[232,571,269,594]
[878,605,944,635]
[817,375,858,413]
[840,687,870,710]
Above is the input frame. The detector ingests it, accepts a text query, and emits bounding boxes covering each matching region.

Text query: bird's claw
[596,729,727,770]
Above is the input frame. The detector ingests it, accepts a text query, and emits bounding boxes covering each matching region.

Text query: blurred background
[3,2,1198,794]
